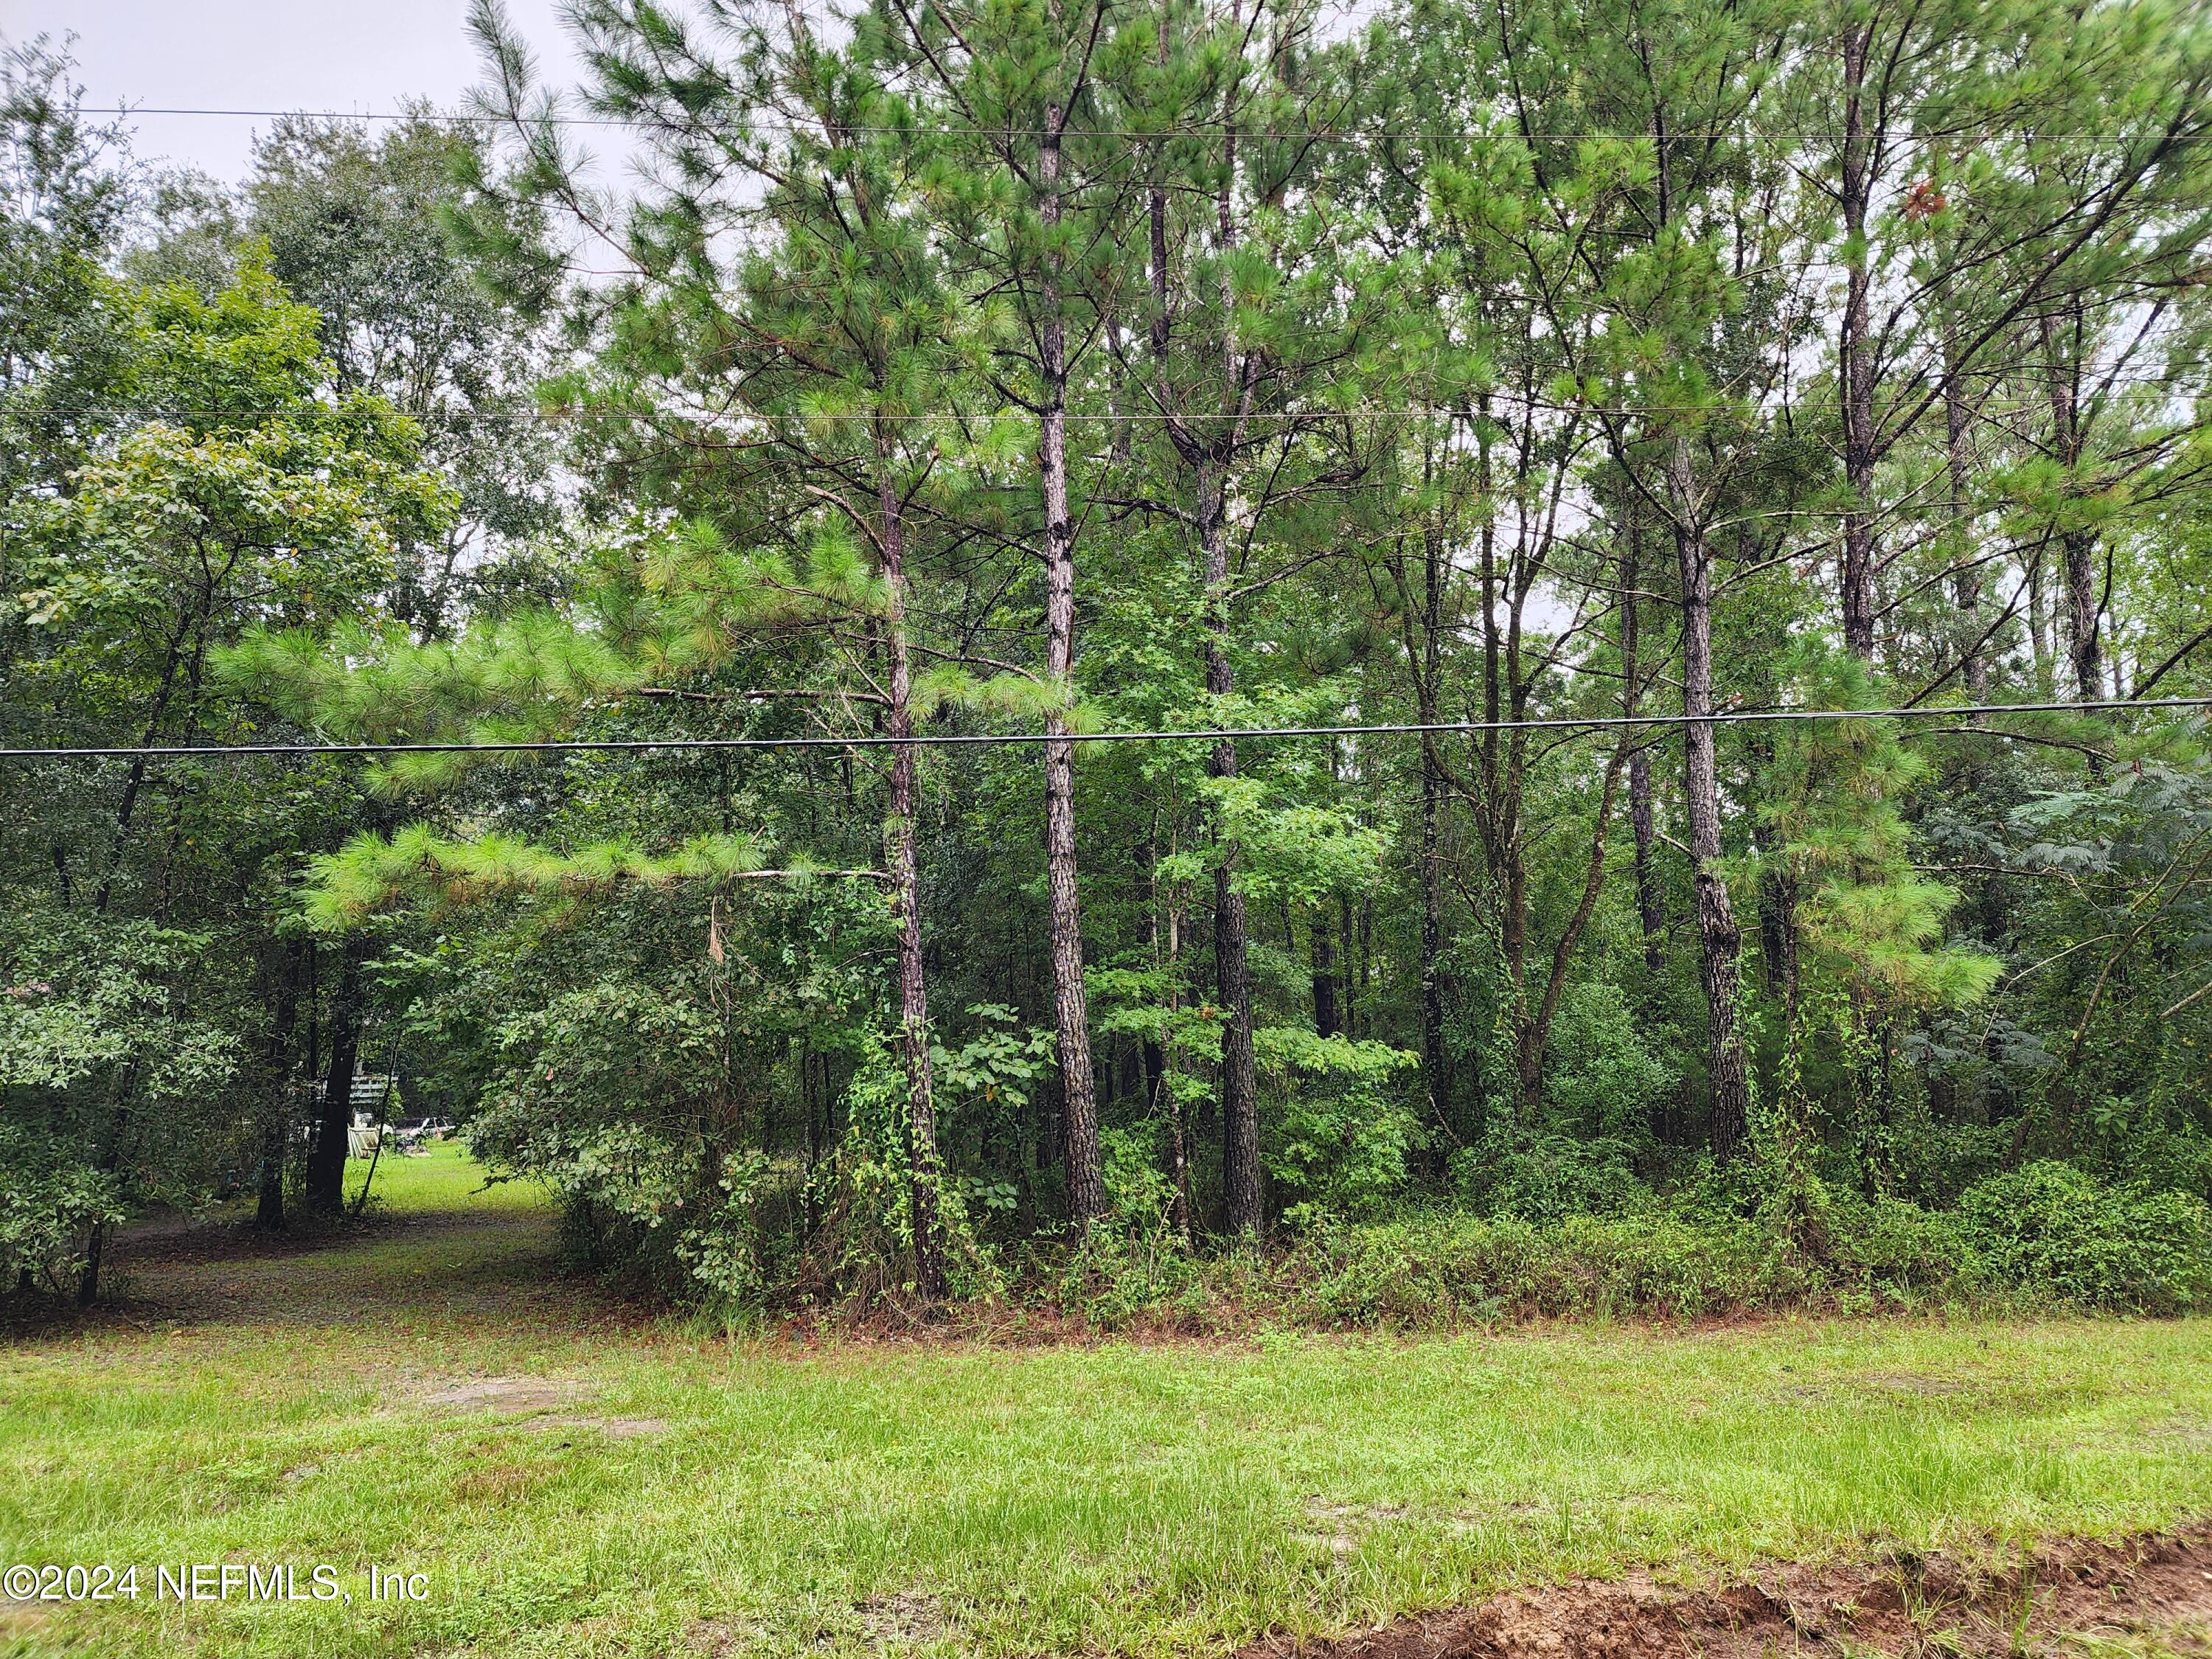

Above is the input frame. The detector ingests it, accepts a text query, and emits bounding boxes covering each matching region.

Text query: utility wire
[10,387,2193,422]
[114,105,2205,145]
[3,695,2203,762]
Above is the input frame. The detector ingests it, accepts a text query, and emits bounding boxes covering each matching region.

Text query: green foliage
[1541,981,1680,1140]
[1257,1029,1422,1224]
[0,904,239,1290]
[11,0,2212,1326]
[1959,1162,2212,1312]
[300,826,772,929]
[1762,644,2000,1014]
[17,254,454,634]
[1458,1135,1652,1225]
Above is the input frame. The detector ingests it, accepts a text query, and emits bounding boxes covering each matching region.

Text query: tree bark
[1942,320,1989,699]
[305,939,366,1211]
[1143,36,1262,1234]
[257,939,303,1229]
[1416,520,1452,1137]
[1837,22,1880,661]
[1629,748,1664,973]
[1037,111,1107,1231]
[878,451,947,1299]
[2041,310,2103,706]
[1310,906,1338,1038]
[1671,439,1750,1159]
[91,608,194,915]
[1621,527,1665,975]
[76,1221,105,1307]
[1152,893,1194,1250]
[1201,482,1264,1237]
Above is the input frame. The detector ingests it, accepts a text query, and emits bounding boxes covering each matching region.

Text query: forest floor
[4,1148,2212,1659]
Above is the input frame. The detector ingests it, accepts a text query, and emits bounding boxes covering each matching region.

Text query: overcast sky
[0,0,585,184]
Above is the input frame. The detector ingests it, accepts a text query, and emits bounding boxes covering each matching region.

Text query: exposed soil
[412,1374,598,1412]
[1239,1523,2212,1658]
[0,1200,632,1338]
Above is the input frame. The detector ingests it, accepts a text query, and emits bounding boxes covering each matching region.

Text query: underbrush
[1027,1161,2212,1332]
[508,1133,2212,1333]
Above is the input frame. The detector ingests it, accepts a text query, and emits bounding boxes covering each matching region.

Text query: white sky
[0,0,585,184]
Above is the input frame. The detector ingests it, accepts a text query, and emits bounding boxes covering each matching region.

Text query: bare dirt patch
[528,1413,671,1439]
[413,1374,597,1414]
[854,1590,947,1646]
[1300,1498,1412,1557]
[0,1604,51,1641]
[1237,1523,2212,1658]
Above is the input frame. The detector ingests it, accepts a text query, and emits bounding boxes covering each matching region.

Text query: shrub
[1543,981,1680,1139]
[1257,1029,1422,1224]
[1279,1208,1787,1325]
[1810,1189,1977,1307]
[1457,1133,1652,1223]
[1958,1162,2212,1312]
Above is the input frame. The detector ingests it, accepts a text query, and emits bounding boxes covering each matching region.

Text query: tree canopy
[6,0,2212,1315]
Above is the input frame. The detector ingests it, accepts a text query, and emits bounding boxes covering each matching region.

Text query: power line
[11,387,2194,424]
[114,105,2202,145]
[4,695,2202,762]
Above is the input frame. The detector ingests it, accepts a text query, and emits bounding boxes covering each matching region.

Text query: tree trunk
[1160,901,1196,1250]
[1621,532,1666,975]
[1202,484,1264,1238]
[1943,322,1989,699]
[305,939,365,1211]
[76,1220,105,1307]
[879,453,947,1300]
[1144,32,1262,1234]
[1672,439,1750,1159]
[1629,747,1664,973]
[1340,892,1360,1037]
[1416,518,1452,1138]
[2028,540,2053,695]
[1310,906,1338,1037]
[91,610,194,915]
[1837,23,1880,661]
[1037,112,1106,1231]
[257,939,302,1229]
[2042,312,2102,706]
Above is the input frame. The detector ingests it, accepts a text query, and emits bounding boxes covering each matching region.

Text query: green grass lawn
[4,1147,2211,1658]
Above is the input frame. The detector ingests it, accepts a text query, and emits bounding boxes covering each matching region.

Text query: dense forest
[6,0,2212,1321]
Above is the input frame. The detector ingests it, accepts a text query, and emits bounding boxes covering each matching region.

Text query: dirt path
[73,1196,580,1331]
[1243,1523,2212,1658]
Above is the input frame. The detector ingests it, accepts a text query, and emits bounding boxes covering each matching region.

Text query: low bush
[1455,1133,1652,1224]
[514,1132,2212,1329]
[1274,1208,1784,1324]
[1958,1161,2212,1312]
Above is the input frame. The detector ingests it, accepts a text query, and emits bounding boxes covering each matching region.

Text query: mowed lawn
[4,1149,2212,1658]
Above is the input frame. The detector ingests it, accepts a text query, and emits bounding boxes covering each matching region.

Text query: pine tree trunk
[1037,113,1106,1230]
[2042,313,2103,706]
[306,939,365,1211]
[257,939,302,1230]
[1629,747,1664,973]
[1156,898,1194,1249]
[1943,322,1989,698]
[879,456,947,1300]
[1672,439,1750,1159]
[2028,541,2053,695]
[1837,23,1880,661]
[1621,533,1666,975]
[1204,487,1263,1238]
[1416,519,1452,1136]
